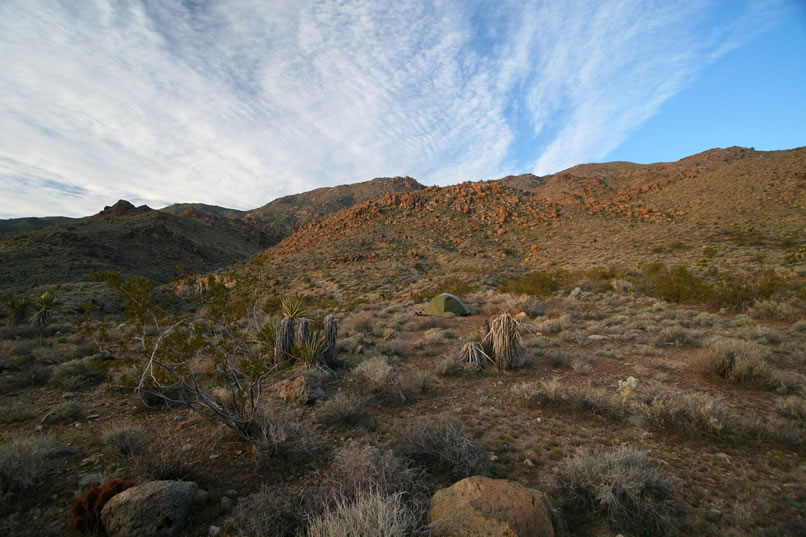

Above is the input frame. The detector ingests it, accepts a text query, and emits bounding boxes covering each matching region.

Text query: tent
[423,293,471,316]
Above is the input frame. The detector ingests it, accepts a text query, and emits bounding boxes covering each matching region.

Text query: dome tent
[423,293,471,316]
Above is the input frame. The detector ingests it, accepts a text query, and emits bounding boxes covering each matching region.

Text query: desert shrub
[354,356,396,390]
[748,299,801,321]
[45,401,83,423]
[376,338,406,356]
[512,378,566,406]
[70,479,134,533]
[793,320,806,333]
[694,338,801,393]
[306,489,417,537]
[653,326,701,347]
[708,268,786,311]
[51,356,104,390]
[535,313,573,334]
[500,270,570,297]
[318,393,368,426]
[434,356,462,376]
[103,425,148,456]
[776,397,806,426]
[130,429,207,481]
[0,435,63,492]
[637,262,708,304]
[423,328,450,343]
[540,350,573,368]
[329,443,424,502]
[557,447,680,537]
[457,342,493,371]
[225,484,304,537]
[253,409,319,464]
[336,336,361,353]
[403,370,436,393]
[638,389,743,440]
[394,415,489,478]
[512,379,624,418]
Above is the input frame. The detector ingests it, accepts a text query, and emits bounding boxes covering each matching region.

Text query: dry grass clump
[637,389,743,441]
[0,435,65,492]
[225,483,304,537]
[318,392,368,426]
[394,415,489,478]
[306,490,417,537]
[51,356,104,390]
[792,319,806,333]
[693,338,802,393]
[557,447,680,537]
[403,370,436,394]
[103,425,148,456]
[130,429,209,481]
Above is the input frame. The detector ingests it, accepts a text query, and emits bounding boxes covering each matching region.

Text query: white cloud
[0,0,780,217]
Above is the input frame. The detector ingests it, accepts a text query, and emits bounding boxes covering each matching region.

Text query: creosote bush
[394,415,489,478]
[103,425,148,456]
[318,392,368,426]
[557,447,680,537]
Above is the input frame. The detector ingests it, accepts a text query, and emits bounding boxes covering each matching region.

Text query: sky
[1,0,804,218]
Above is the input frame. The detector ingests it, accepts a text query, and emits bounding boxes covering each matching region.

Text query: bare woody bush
[329,443,424,501]
[394,415,489,478]
[557,447,680,537]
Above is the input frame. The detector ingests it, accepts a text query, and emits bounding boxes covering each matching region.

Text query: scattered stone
[101,480,198,537]
[86,414,101,420]
[78,473,103,492]
[715,452,731,460]
[429,476,557,537]
[208,526,221,537]
[41,412,58,425]
[523,459,535,467]
[278,374,326,405]
[587,334,609,340]
[353,345,364,355]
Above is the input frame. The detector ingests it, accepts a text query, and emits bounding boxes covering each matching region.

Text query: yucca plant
[295,328,325,365]
[281,297,309,319]
[458,342,493,371]
[30,291,55,329]
[5,295,30,326]
[253,317,278,353]
[322,314,338,366]
[483,313,523,370]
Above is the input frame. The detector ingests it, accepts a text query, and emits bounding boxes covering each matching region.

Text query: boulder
[100,480,197,537]
[429,476,558,537]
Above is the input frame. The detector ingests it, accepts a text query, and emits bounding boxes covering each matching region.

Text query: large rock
[429,476,556,537]
[279,374,326,405]
[100,480,197,537]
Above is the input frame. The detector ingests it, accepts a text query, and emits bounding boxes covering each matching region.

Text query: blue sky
[1,0,804,218]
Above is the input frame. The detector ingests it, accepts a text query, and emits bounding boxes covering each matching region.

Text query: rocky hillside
[243,176,426,242]
[248,146,805,304]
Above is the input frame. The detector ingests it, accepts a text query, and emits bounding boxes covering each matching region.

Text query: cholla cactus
[323,314,338,366]
[483,313,523,370]
[274,317,295,363]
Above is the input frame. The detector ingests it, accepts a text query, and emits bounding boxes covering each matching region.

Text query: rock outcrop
[100,480,197,537]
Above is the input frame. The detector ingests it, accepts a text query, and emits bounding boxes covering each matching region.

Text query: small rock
[86,414,101,420]
[523,459,535,467]
[353,345,363,354]
[220,496,233,510]
[208,454,219,460]
[225,489,238,497]
[488,454,499,462]
[62,392,78,399]
[587,334,608,340]
[208,526,221,537]
[715,452,730,460]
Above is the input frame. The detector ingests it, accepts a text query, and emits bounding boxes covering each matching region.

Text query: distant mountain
[0,216,77,233]
[0,175,427,292]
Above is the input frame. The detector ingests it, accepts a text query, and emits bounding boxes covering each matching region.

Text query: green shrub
[51,356,104,390]
[500,270,569,296]
[0,435,64,492]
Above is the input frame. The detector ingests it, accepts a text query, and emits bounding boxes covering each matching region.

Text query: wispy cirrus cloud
[0,0,783,217]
